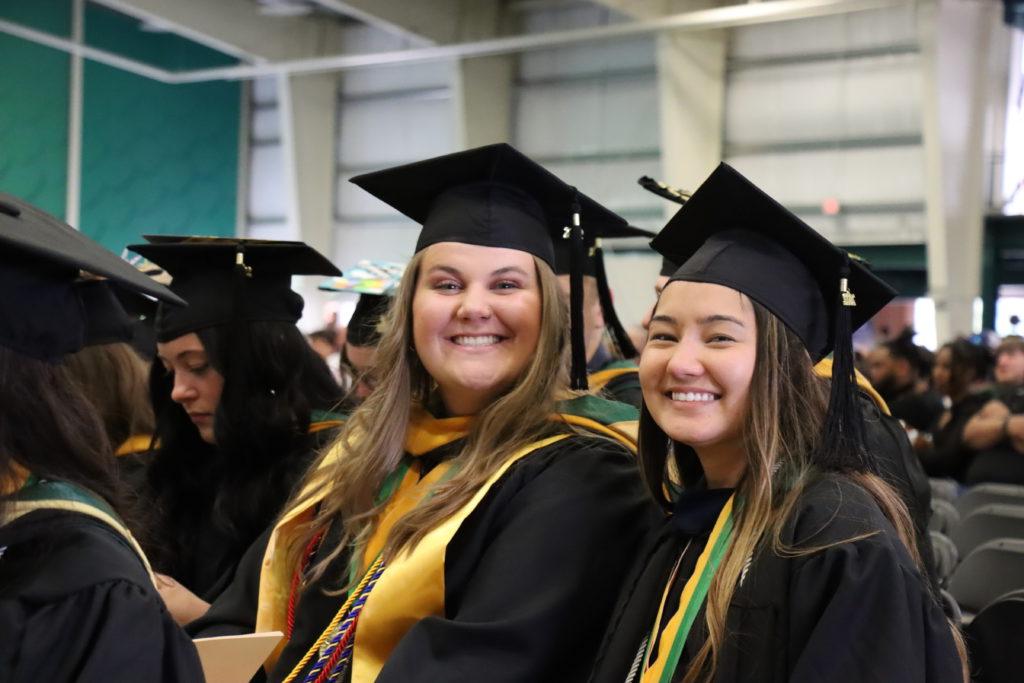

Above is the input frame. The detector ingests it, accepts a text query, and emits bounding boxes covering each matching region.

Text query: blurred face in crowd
[157,333,225,444]
[995,347,1024,385]
[556,274,605,363]
[932,347,953,398]
[412,242,542,416]
[641,281,757,476]
[867,345,913,396]
[344,342,377,399]
[866,346,894,387]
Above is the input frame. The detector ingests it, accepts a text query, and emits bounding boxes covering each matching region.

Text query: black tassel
[818,258,875,474]
[593,243,638,359]
[568,192,588,391]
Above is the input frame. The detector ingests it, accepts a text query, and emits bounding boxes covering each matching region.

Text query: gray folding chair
[929,498,960,534]
[950,503,1024,557]
[929,531,959,586]
[947,538,1024,615]
[929,477,960,503]
[965,588,1024,682]
[955,482,1024,518]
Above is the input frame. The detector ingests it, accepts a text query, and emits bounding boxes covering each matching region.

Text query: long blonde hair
[639,300,968,682]
[296,249,571,586]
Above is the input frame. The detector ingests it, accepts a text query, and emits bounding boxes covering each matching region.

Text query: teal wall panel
[84,4,237,71]
[80,62,240,252]
[0,0,70,216]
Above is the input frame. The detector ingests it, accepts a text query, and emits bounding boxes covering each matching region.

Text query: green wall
[0,1,240,253]
[0,0,70,216]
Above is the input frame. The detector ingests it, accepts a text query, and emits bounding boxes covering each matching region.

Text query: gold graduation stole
[114,434,155,457]
[588,359,639,393]
[641,494,736,683]
[812,357,890,415]
[260,402,637,677]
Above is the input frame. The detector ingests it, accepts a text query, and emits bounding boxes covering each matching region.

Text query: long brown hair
[62,342,155,449]
[297,249,571,585]
[639,300,968,682]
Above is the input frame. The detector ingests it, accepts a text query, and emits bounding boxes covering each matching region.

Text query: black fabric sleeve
[374,438,661,683]
[3,579,203,683]
[787,535,962,683]
[187,524,272,638]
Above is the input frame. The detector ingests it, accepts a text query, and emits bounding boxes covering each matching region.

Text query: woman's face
[412,242,542,416]
[640,281,757,461]
[157,332,225,444]
[932,347,953,397]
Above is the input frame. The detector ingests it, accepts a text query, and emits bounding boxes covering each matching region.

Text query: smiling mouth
[668,391,720,403]
[450,335,505,347]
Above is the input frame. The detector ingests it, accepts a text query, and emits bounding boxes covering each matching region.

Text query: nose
[456,284,492,321]
[170,372,197,404]
[665,338,704,379]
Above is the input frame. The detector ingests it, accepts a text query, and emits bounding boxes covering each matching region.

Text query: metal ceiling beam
[307,0,445,45]
[0,0,911,84]
[0,15,174,82]
[169,0,909,83]
[91,0,345,63]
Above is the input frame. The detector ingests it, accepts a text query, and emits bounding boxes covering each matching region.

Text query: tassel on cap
[818,256,876,474]
[593,241,639,359]
[567,191,588,391]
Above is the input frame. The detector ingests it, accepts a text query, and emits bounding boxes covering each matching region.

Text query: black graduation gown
[589,358,643,409]
[193,434,662,683]
[860,393,939,593]
[151,423,342,603]
[589,474,963,683]
[920,391,991,482]
[886,385,945,433]
[964,384,1024,485]
[0,509,203,682]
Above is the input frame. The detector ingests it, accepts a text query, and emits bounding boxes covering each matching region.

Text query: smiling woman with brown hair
[590,164,965,683]
[190,143,659,683]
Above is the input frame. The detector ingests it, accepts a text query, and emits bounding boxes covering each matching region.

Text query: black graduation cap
[651,163,896,473]
[78,280,138,346]
[346,293,391,348]
[636,176,688,280]
[350,143,595,389]
[552,211,654,360]
[0,193,183,362]
[127,236,341,343]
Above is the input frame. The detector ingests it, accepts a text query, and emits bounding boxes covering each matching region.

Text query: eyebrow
[426,265,530,278]
[649,313,746,327]
[157,349,207,364]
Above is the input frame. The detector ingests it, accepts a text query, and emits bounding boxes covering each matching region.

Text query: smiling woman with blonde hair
[191,144,658,683]
[589,165,965,683]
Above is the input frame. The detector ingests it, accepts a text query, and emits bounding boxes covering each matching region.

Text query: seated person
[961,336,1024,484]
[868,327,945,433]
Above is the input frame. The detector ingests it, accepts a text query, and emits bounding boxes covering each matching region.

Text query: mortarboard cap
[78,280,138,346]
[552,210,654,359]
[350,143,580,268]
[346,293,391,348]
[636,176,687,280]
[651,163,894,361]
[127,236,341,343]
[350,143,595,389]
[319,261,404,348]
[0,193,183,361]
[650,163,896,474]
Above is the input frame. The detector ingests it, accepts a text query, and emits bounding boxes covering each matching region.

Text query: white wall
[724,4,927,247]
